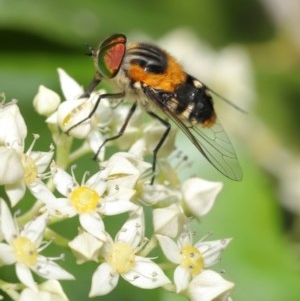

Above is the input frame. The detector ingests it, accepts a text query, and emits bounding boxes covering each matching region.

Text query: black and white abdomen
[174,75,216,126]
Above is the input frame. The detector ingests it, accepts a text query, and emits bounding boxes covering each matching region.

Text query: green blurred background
[1,0,300,300]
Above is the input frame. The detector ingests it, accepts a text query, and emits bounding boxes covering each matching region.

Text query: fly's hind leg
[147,112,171,184]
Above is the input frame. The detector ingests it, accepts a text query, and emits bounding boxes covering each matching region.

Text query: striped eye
[96,34,127,78]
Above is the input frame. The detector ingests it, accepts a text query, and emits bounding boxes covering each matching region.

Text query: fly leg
[65,91,125,135]
[147,112,171,184]
[93,101,137,160]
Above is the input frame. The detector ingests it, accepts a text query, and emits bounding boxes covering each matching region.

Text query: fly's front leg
[147,112,171,184]
[65,91,125,135]
[93,102,138,160]
[80,75,101,99]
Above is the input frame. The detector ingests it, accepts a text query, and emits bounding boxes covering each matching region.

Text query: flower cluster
[0,68,234,301]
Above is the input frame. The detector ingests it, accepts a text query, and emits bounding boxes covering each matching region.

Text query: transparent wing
[145,88,243,181]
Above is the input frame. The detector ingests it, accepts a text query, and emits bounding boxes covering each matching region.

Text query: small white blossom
[89,207,170,296]
[0,199,74,290]
[45,165,137,240]
[156,229,232,293]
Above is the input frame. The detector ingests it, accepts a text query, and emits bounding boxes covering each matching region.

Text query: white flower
[3,135,54,206]
[187,270,234,301]
[181,178,223,218]
[156,230,232,293]
[46,166,137,240]
[0,99,27,152]
[89,207,170,296]
[33,85,61,116]
[19,279,69,301]
[0,199,74,291]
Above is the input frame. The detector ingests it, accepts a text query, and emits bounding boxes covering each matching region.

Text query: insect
[66,33,243,182]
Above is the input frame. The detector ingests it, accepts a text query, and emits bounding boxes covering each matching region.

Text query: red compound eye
[97,34,127,78]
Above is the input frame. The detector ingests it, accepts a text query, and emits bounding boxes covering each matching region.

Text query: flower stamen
[21,153,38,185]
[107,242,135,274]
[12,236,38,266]
[180,245,204,276]
[69,186,100,214]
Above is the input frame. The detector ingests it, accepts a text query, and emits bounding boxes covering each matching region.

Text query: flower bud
[33,85,61,116]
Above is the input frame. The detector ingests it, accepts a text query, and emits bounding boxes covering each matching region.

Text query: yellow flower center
[21,154,38,185]
[12,236,38,266]
[107,242,135,274]
[180,245,204,276]
[69,186,100,214]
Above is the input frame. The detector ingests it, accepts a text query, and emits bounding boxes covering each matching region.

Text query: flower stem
[138,235,158,257]
[0,279,24,300]
[44,227,69,248]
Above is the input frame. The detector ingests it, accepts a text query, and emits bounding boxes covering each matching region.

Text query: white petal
[0,102,27,152]
[21,213,48,245]
[102,199,137,216]
[86,130,105,157]
[0,199,18,242]
[101,188,137,216]
[68,231,103,263]
[28,181,57,206]
[122,256,170,289]
[33,256,74,280]
[155,234,181,264]
[0,147,24,186]
[105,153,140,177]
[19,288,42,301]
[116,207,144,249]
[20,280,69,301]
[52,168,74,196]
[174,265,191,293]
[5,180,26,207]
[187,270,234,301]
[196,238,232,268]
[58,68,83,100]
[89,263,119,297]
[153,204,187,238]
[0,243,16,264]
[30,150,54,173]
[46,111,58,125]
[16,263,37,291]
[45,197,76,218]
[141,182,179,206]
[85,172,106,195]
[39,279,69,301]
[182,178,223,218]
[79,213,106,241]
